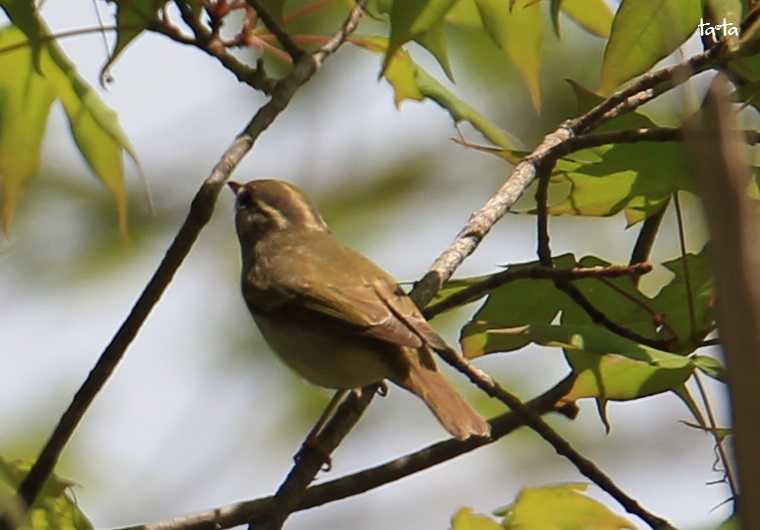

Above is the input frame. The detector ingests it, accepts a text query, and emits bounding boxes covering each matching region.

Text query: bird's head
[228,179,328,246]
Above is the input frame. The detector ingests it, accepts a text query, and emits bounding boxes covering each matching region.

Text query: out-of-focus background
[1,1,731,529]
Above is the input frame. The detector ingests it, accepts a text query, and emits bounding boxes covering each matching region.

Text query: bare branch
[110,378,576,530]
[423,262,653,318]
[435,348,677,530]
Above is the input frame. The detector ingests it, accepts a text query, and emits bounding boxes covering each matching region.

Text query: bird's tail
[393,350,491,440]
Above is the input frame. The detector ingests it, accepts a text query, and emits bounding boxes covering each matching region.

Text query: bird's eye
[236,190,254,211]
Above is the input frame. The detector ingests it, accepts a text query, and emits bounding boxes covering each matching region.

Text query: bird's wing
[266,237,446,350]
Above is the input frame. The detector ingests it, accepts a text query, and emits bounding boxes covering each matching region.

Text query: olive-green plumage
[230,179,490,440]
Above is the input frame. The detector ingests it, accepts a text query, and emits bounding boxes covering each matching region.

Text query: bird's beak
[227,181,243,195]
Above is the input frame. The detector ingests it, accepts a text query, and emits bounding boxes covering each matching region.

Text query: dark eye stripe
[236,190,254,210]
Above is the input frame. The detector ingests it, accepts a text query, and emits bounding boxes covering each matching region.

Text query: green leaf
[445,0,483,28]
[450,507,503,530]
[546,114,692,226]
[460,254,577,357]
[354,36,520,149]
[499,483,636,530]
[533,81,696,226]
[46,36,136,238]
[458,253,710,424]
[474,0,543,111]
[382,0,459,78]
[0,0,43,68]
[693,354,727,382]
[558,328,695,403]
[427,273,494,312]
[682,421,733,441]
[0,25,56,232]
[413,19,454,81]
[101,0,169,81]
[0,457,93,530]
[600,0,702,94]
[651,248,716,351]
[565,78,604,112]
[0,22,136,237]
[559,256,665,337]
[559,0,614,38]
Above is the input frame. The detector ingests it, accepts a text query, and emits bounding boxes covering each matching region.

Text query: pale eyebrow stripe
[255,199,290,229]
[282,184,327,230]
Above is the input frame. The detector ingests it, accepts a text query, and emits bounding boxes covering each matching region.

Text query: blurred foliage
[0,19,134,237]
[451,483,635,530]
[0,458,92,530]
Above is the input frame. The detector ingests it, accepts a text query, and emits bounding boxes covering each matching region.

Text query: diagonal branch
[250,384,378,530]
[7,4,367,527]
[111,377,576,530]
[411,39,748,308]
[435,348,677,530]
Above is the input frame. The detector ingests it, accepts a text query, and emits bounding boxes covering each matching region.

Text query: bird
[229,179,490,441]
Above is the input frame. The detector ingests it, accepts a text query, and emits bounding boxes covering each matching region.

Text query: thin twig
[672,192,698,339]
[0,25,119,55]
[526,140,676,529]
[568,45,725,133]
[160,1,276,94]
[423,263,652,318]
[596,277,679,341]
[693,372,737,497]
[436,349,677,530]
[110,378,576,530]
[535,155,670,349]
[245,0,303,59]
[9,3,365,524]
[556,128,760,154]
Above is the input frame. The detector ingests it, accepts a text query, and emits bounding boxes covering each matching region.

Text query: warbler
[229,179,490,440]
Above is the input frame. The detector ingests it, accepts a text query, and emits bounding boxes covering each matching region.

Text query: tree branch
[435,348,677,530]
[154,2,276,94]
[245,0,303,60]
[110,377,576,530]
[423,263,652,318]
[516,143,675,528]
[411,39,741,307]
[8,4,366,526]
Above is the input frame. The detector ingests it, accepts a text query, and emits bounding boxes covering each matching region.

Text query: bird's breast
[252,314,393,389]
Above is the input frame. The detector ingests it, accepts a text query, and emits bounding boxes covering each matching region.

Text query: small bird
[229,179,490,440]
